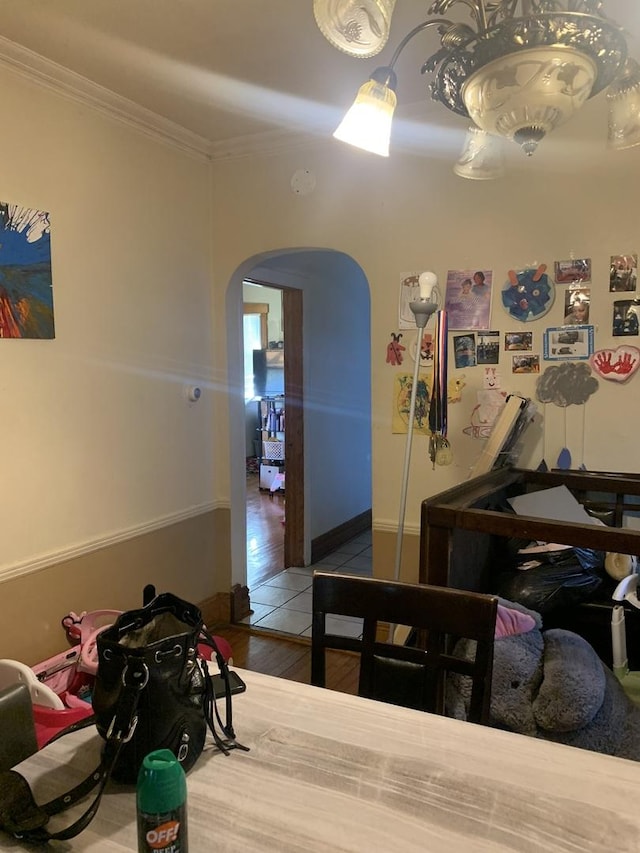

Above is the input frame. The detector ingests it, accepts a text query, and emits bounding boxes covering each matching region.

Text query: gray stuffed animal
[446,598,640,760]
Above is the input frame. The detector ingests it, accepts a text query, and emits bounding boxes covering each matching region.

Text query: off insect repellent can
[137,749,188,853]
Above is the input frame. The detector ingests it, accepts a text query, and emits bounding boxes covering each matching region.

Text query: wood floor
[240,469,359,694]
[214,624,359,696]
[246,471,286,588]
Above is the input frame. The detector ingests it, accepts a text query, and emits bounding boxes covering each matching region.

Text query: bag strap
[0,654,145,844]
[198,628,249,756]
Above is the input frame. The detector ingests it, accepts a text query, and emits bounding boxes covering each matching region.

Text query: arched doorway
[226,248,372,595]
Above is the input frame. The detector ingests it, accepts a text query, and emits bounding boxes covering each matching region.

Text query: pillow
[495,604,536,638]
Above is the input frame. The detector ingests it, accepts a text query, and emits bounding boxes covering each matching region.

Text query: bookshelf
[257,396,285,491]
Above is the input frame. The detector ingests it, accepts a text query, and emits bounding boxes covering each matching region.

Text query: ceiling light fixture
[313,0,398,58]
[318,1,637,162]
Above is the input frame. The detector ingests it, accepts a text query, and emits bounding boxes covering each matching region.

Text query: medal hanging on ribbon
[428,310,452,468]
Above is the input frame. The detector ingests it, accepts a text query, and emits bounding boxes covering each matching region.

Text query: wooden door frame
[282,287,304,568]
[244,279,304,569]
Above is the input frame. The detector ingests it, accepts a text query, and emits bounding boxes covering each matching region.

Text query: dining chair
[0,682,38,771]
[311,572,498,724]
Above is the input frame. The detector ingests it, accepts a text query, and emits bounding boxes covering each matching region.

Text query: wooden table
[3,668,640,851]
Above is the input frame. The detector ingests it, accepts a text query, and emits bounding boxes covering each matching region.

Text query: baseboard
[200,592,231,628]
[310,509,372,564]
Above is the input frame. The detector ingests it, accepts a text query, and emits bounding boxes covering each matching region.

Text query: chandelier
[314,0,640,171]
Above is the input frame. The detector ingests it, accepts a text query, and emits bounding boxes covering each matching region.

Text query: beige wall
[2,508,229,665]
[3,49,640,654]
[0,65,230,657]
[211,122,640,580]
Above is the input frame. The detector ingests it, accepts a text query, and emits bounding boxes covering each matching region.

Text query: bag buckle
[106,712,138,744]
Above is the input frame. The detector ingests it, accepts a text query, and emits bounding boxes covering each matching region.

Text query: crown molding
[0,34,214,160]
[209,128,322,162]
[0,34,322,163]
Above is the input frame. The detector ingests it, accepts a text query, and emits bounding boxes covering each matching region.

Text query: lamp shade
[453,127,505,180]
[333,74,397,156]
[608,59,640,151]
[314,0,396,58]
[462,48,598,155]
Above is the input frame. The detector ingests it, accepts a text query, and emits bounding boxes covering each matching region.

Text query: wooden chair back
[311,572,498,724]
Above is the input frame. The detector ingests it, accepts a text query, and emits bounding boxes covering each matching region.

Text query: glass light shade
[314,0,397,58]
[462,48,598,155]
[608,60,640,151]
[333,79,397,156]
[453,127,505,180]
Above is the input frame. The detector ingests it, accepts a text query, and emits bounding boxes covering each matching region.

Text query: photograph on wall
[512,354,540,374]
[453,334,476,369]
[543,325,594,360]
[444,269,492,330]
[505,331,533,351]
[613,300,640,336]
[610,254,638,292]
[476,330,500,364]
[0,202,54,338]
[563,288,590,325]
[554,258,591,283]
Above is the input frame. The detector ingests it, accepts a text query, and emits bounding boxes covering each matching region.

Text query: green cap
[137,749,186,814]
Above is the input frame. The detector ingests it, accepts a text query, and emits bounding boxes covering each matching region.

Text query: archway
[226,248,371,594]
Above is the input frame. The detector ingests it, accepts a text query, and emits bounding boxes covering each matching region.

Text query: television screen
[253,349,284,397]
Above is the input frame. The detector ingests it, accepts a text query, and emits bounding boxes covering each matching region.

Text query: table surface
[3,668,640,852]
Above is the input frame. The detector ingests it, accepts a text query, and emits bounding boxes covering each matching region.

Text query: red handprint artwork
[590,346,640,383]
[386,333,406,366]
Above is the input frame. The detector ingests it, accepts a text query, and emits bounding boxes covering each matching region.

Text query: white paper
[507,484,599,525]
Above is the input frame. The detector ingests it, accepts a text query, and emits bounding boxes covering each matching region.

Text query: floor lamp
[393,271,440,584]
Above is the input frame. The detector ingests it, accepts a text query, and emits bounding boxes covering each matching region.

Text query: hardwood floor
[213,623,359,696]
[246,471,286,587]
[240,466,360,695]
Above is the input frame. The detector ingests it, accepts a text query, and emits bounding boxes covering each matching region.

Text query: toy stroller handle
[612,573,640,607]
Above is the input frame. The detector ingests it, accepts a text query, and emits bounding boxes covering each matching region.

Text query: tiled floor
[241,530,372,637]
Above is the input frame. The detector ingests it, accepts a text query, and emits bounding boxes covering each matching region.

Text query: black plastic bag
[492,560,602,616]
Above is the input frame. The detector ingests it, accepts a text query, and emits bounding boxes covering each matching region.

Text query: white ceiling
[0,1,638,160]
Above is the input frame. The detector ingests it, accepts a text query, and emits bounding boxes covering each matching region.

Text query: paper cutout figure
[386,333,405,365]
[463,390,508,439]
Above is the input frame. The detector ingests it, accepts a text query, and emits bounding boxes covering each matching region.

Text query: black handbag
[0,588,247,844]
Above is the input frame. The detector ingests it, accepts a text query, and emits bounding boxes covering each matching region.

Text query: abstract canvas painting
[0,202,54,338]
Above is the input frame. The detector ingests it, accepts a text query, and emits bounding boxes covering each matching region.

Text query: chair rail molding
[0,500,224,584]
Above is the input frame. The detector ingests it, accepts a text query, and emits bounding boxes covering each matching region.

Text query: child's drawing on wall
[463,390,507,439]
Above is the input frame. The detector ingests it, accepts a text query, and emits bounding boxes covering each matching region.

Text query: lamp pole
[392,297,438,586]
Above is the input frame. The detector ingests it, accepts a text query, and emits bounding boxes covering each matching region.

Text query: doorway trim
[245,278,304,570]
[281,286,304,568]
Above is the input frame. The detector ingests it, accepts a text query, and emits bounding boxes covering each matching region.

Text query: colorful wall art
[0,202,54,339]
[590,346,640,382]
